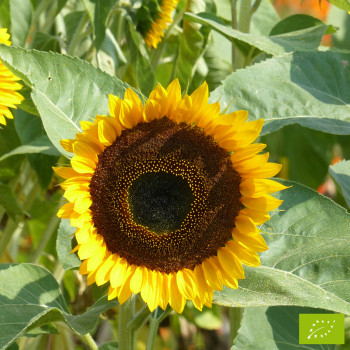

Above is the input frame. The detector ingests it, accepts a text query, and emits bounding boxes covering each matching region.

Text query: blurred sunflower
[135,0,179,49]
[55,80,286,313]
[0,28,24,126]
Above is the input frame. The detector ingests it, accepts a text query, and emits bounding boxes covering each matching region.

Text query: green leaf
[81,0,117,51]
[9,0,32,46]
[0,0,10,29]
[328,0,350,12]
[32,32,61,52]
[329,159,350,208]
[0,119,23,182]
[262,125,334,189]
[0,182,24,218]
[210,51,350,135]
[0,263,118,349]
[0,45,131,157]
[174,0,205,90]
[99,341,119,350]
[14,110,59,188]
[0,141,55,162]
[250,0,280,36]
[270,14,337,36]
[232,307,336,350]
[125,20,154,96]
[184,12,328,56]
[214,180,350,315]
[57,219,81,270]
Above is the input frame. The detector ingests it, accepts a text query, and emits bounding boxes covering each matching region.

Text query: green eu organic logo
[299,314,344,344]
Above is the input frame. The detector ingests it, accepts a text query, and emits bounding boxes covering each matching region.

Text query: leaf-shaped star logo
[299,314,345,345]
[307,319,336,339]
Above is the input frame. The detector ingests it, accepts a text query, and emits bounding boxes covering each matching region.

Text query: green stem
[145,307,172,350]
[231,0,238,69]
[128,304,151,331]
[250,0,262,16]
[81,333,98,350]
[229,307,243,346]
[119,296,136,350]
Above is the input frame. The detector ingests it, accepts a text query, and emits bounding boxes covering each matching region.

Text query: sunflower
[55,80,286,313]
[0,28,24,126]
[135,0,179,49]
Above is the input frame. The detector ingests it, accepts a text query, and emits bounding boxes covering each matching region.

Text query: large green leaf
[329,160,350,208]
[0,263,118,350]
[210,51,350,135]
[214,180,350,315]
[232,307,336,350]
[184,12,328,56]
[0,45,131,157]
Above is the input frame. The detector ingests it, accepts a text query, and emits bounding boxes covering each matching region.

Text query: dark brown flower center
[89,117,242,273]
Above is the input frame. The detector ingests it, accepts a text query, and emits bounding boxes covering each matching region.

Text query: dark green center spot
[128,172,194,234]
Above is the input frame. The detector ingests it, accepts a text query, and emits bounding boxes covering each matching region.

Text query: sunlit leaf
[231,307,336,350]
[184,12,328,56]
[214,180,350,315]
[0,264,118,349]
[210,51,350,135]
[0,45,131,157]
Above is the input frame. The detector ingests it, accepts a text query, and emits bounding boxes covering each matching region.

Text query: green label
[299,314,344,344]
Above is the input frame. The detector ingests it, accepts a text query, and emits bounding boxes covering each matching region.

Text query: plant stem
[231,0,238,69]
[229,307,243,346]
[145,307,172,350]
[128,304,151,331]
[119,296,136,350]
[81,333,98,350]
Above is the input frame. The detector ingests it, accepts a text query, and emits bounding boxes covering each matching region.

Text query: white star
[333,320,336,323]
[325,333,328,336]
[310,329,313,332]
[331,325,334,328]
[321,335,323,337]
[322,320,324,323]
[313,324,316,326]
[327,321,330,324]
[316,320,319,323]
[328,330,331,333]
[315,335,318,338]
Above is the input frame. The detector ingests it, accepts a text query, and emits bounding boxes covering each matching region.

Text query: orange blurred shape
[274,0,330,20]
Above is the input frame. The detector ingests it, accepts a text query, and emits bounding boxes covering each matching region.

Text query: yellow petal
[129,266,145,294]
[53,166,80,179]
[60,139,75,153]
[240,179,288,197]
[226,240,260,267]
[241,195,283,211]
[202,258,223,291]
[235,215,259,236]
[240,162,282,179]
[232,228,268,252]
[109,258,128,288]
[231,143,266,163]
[168,273,186,314]
[217,246,245,279]
[98,118,121,146]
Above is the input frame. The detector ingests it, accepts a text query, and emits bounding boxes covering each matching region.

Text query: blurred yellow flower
[0,28,24,126]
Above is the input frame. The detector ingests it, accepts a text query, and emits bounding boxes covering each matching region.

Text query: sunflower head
[134,0,179,49]
[0,28,24,126]
[55,79,286,313]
